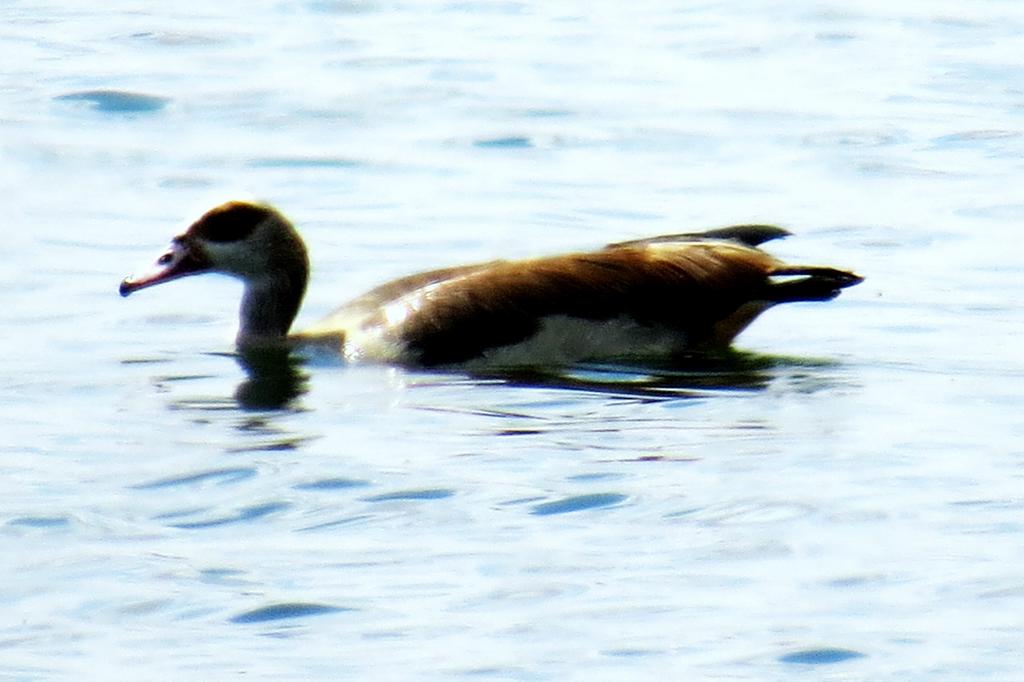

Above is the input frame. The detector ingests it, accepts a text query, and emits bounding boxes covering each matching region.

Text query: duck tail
[766,267,864,302]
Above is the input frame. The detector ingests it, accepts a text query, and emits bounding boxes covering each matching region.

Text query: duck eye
[158,252,174,265]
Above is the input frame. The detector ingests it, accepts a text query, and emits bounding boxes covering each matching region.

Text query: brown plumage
[120,201,862,368]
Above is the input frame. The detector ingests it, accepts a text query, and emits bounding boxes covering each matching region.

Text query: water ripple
[298,514,376,532]
[246,156,364,169]
[230,602,352,624]
[294,477,372,491]
[933,129,1020,146]
[686,499,818,526]
[363,489,455,502]
[54,89,169,113]
[473,136,533,149]
[6,516,71,529]
[530,493,628,516]
[779,648,866,665]
[803,129,908,148]
[132,467,256,490]
[166,501,290,529]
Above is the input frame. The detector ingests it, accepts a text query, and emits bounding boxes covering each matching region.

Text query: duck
[120,200,862,368]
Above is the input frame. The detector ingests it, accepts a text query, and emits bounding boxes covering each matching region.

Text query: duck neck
[237,265,308,348]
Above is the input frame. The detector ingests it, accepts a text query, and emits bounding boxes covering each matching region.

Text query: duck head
[120,201,310,344]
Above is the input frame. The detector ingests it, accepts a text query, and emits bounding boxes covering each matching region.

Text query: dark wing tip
[606,224,791,250]
[693,225,791,246]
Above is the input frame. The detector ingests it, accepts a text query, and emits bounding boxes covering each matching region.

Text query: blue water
[4,2,1024,679]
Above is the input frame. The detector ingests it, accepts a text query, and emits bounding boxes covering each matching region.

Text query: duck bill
[119,239,210,297]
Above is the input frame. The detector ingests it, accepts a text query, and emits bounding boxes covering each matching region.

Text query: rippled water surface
[3,2,1024,679]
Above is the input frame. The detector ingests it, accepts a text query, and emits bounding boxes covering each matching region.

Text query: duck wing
[387,241,790,365]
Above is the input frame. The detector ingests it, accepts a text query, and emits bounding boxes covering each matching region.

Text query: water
[3,1,1024,679]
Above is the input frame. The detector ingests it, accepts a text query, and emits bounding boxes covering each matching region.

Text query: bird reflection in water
[474,350,795,399]
[233,346,309,411]
[229,346,840,410]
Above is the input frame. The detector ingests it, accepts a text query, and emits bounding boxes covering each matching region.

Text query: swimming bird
[120,201,862,368]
